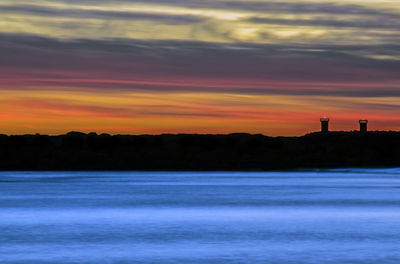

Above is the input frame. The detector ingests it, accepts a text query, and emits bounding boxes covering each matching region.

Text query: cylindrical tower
[359,120,368,132]
[320,117,329,133]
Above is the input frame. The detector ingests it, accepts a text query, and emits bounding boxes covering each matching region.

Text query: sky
[0,0,399,136]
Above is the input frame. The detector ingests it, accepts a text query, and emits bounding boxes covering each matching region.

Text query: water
[1,170,400,263]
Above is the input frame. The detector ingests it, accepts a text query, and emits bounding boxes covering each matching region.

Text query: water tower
[359,120,368,132]
[320,117,329,133]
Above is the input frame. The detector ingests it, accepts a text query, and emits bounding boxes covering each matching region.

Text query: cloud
[0,33,399,97]
[248,16,400,30]
[5,1,398,27]
[39,0,399,17]
[0,4,206,24]
[1,1,399,45]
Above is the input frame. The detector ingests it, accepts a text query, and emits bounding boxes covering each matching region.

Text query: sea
[1,170,400,264]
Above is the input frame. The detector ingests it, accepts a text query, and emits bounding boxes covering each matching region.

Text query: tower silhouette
[320,117,329,133]
[359,120,368,132]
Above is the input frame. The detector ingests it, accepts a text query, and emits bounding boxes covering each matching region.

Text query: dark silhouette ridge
[0,131,399,171]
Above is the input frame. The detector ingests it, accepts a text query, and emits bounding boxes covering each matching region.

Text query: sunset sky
[1,0,399,135]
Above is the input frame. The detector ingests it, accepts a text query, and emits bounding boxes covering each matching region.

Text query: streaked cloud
[1,0,399,44]
[1,34,399,96]
[0,4,205,24]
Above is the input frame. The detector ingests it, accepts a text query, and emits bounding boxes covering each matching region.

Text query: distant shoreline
[0,131,399,171]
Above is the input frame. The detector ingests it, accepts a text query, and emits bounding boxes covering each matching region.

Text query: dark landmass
[0,131,399,170]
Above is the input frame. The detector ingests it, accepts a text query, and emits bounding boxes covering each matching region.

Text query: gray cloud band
[0,33,399,97]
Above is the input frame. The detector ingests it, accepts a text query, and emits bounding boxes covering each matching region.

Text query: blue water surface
[1,170,400,263]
